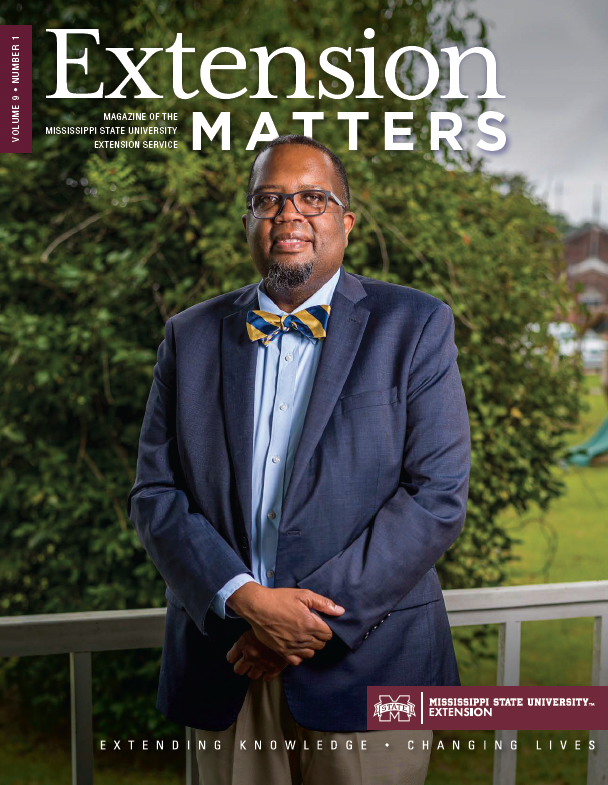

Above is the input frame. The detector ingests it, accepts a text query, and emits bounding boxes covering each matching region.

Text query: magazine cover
[1,1,607,783]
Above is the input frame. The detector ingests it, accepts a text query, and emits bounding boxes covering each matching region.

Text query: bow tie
[246,305,331,346]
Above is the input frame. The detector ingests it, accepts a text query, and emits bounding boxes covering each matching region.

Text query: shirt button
[267,511,276,520]
[279,403,287,411]
[285,354,293,362]
[266,569,274,578]
[272,455,281,464]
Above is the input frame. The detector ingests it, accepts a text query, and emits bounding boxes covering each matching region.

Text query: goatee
[265,260,314,291]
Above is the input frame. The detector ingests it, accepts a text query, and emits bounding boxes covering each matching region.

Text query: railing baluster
[497,620,522,685]
[186,726,199,785]
[493,621,521,785]
[587,614,608,785]
[69,652,94,785]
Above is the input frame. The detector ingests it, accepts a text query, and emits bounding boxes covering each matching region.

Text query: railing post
[493,621,521,785]
[186,726,199,785]
[69,652,94,785]
[587,614,608,785]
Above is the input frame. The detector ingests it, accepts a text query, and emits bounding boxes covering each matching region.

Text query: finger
[301,591,345,616]
[301,635,328,650]
[291,635,327,651]
[248,642,282,663]
[256,653,287,669]
[266,651,292,667]
[306,613,334,639]
[233,657,251,676]
[289,647,316,660]
[240,651,280,674]
[286,654,304,666]
[248,667,265,680]
[226,646,241,664]
[243,653,279,670]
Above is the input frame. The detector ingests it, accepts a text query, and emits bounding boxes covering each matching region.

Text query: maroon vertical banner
[0,25,32,154]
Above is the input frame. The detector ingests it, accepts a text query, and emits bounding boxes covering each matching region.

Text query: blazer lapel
[221,284,259,543]
[280,267,370,524]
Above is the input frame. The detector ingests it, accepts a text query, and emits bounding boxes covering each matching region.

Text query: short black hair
[247,134,350,210]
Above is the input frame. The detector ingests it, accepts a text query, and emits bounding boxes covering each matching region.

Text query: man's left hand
[226,630,290,681]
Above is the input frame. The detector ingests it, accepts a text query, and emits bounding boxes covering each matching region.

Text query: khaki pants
[195,673,433,785]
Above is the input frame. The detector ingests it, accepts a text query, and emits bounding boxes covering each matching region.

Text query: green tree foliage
[0,0,584,737]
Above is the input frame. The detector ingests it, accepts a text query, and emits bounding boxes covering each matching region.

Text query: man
[127,135,471,784]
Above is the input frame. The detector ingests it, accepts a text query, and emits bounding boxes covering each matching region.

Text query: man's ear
[343,212,356,247]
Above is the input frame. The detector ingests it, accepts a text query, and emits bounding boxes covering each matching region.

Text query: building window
[579,286,603,308]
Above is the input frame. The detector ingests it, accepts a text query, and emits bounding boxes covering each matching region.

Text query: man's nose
[275,196,305,222]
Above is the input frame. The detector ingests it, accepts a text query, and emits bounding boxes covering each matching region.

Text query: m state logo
[373,694,416,722]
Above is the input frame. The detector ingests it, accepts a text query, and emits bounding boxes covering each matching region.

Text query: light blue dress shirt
[210,266,341,619]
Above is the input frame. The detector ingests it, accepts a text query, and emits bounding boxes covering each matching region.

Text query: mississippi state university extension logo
[373,694,416,722]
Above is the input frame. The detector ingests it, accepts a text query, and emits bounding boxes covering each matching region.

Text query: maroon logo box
[367,686,608,730]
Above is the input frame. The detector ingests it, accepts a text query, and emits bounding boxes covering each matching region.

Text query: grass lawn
[1,376,606,785]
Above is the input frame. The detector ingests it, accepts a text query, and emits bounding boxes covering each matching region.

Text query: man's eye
[301,192,324,204]
[257,194,279,206]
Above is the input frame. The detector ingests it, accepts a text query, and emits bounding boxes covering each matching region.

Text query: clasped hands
[225,583,345,682]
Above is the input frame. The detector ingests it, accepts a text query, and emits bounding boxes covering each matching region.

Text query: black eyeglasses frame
[246,189,346,219]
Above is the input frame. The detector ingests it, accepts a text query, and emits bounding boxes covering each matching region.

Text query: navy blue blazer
[127,265,471,732]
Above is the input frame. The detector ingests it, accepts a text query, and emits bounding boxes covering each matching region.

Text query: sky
[456,0,607,226]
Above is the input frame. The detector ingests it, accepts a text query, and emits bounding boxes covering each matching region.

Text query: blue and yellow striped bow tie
[246,305,331,346]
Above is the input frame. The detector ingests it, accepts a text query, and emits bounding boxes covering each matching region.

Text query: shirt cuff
[211,573,258,619]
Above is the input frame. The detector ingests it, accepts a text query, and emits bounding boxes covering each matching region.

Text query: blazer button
[386,613,391,617]
[371,624,378,630]
[363,632,369,639]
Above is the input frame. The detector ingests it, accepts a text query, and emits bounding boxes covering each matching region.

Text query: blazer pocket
[335,385,399,415]
[389,568,444,611]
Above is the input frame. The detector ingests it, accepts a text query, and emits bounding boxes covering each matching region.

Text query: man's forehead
[251,145,336,188]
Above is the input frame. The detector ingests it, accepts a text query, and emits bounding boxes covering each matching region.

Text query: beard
[264,258,314,291]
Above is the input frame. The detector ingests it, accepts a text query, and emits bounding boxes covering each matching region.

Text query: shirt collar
[257,266,341,315]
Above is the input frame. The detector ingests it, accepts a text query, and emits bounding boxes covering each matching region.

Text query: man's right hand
[226,583,345,666]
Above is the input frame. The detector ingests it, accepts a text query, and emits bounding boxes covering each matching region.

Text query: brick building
[563,223,608,332]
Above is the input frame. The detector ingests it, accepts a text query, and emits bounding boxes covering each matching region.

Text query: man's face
[242,145,356,297]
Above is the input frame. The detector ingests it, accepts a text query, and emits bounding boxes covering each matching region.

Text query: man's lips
[272,236,311,252]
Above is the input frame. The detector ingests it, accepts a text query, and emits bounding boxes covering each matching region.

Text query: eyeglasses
[247,189,346,219]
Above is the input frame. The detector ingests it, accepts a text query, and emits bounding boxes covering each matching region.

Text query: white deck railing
[1,580,607,785]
